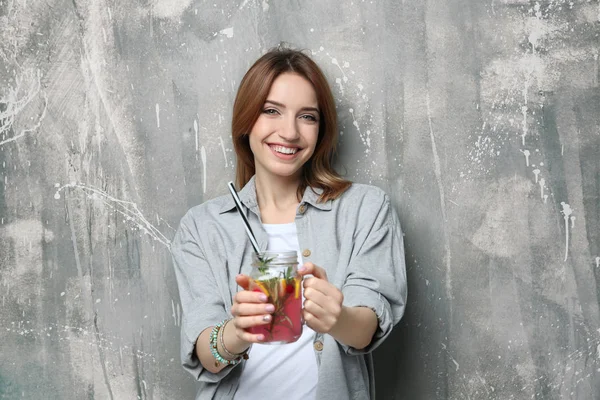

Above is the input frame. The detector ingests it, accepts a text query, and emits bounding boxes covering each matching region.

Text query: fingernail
[259,294,268,302]
[257,334,265,341]
[262,315,271,322]
[265,304,275,312]
[298,266,306,273]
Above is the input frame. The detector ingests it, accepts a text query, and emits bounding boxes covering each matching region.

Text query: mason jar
[247,251,302,344]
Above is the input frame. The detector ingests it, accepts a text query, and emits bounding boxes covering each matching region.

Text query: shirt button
[314,340,324,351]
[302,249,311,258]
[298,204,306,214]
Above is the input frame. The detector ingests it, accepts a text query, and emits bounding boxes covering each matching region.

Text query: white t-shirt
[234,222,318,400]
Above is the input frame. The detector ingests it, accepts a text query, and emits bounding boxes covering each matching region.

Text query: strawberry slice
[285,281,294,294]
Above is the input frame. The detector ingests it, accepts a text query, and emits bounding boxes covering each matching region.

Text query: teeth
[272,145,298,155]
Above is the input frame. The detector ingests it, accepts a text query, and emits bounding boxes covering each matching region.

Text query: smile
[269,144,299,155]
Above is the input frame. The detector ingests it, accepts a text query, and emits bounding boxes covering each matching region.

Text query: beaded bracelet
[209,319,249,367]
[220,319,250,359]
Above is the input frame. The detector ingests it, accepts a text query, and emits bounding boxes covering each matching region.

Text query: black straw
[227,181,262,260]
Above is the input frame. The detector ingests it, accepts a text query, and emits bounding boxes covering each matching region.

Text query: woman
[171,47,407,400]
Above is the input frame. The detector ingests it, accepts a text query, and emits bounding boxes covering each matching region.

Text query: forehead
[267,73,318,107]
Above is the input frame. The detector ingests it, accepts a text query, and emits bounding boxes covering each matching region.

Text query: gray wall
[1,0,599,399]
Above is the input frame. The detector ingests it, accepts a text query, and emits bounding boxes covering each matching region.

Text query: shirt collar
[219,175,332,214]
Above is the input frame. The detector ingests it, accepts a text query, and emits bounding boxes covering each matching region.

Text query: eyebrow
[265,100,320,114]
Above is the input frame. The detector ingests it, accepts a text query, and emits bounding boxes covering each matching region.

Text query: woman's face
[249,72,320,182]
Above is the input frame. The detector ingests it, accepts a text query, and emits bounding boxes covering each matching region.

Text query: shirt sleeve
[171,211,238,382]
[340,193,407,355]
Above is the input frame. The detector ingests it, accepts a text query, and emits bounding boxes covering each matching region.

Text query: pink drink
[248,276,303,344]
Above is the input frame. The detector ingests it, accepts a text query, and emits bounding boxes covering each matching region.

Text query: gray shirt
[171,176,407,400]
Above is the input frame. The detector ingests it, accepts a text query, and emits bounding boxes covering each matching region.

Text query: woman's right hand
[230,274,274,343]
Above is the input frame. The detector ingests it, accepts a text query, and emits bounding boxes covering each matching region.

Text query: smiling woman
[171,46,407,400]
[248,73,320,182]
[231,49,351,203]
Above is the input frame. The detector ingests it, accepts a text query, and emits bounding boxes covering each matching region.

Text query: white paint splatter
[171,299,177,326]
[570,216,575,229]
[200,146,207,194]
[155,103,160,128]
[262,0,269,11]
[560,202,573,262]
[54,183,172,248]
[539,178,545,200]
[331,58,349,83]
[543,194,548,204]
[426,93,453,316]
[0,69,48,146]
[219,27,234,38]
[595,257,600,268]
[193,119,199,152]
[335,78,344,95]
[521,104,528,146]
[348,108,363,144]
[218,136,228,167]
[521,149,531,166]
[533,168,540,183]
[528,3,544,52]
[452,358,460,371]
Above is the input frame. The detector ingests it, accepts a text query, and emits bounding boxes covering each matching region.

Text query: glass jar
[247,251,302,344]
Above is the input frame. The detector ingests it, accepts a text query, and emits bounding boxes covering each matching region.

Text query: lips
[267,143,303,159]
[270,144,299,155]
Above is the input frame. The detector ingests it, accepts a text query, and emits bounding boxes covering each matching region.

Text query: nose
[278,116,300,142]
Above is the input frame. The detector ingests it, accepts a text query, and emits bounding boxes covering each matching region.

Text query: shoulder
[331,183,393,229]
[176,194,231,235]
[335,183,390,208]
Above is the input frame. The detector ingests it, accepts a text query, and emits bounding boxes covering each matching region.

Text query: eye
[301,114,318,122]
[263,108,279,115]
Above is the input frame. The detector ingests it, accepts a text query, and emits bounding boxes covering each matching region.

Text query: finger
[303,278,342,301]
[234,290,268,305]
[235,327,266,343]
[232,302,275,317]
[303,296,327,319]
[302,310,325,332]
[297,262,328,281]
[303,277,330,294]
[235,274,251,290]
[303,286,330,307]
[233,314,273,329]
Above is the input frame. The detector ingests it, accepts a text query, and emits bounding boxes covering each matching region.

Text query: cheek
[248,133,260,153]
[248,123,267,152]
[304,129,320,155]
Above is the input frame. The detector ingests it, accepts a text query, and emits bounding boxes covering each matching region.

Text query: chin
[269,169,302,179]
[266,164,304,179]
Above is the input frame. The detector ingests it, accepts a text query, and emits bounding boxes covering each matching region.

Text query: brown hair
[231,46,351,202]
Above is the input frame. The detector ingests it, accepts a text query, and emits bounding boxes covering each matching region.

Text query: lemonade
[248,252,303,344]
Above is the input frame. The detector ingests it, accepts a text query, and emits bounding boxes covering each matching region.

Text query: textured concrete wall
[0,0,599,399]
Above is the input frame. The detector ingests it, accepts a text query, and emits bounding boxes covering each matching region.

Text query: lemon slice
[294,278,300,299]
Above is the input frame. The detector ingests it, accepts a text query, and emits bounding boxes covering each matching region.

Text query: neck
[254,170,302,212]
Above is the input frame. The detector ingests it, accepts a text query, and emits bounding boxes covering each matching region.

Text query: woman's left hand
[297,262,344,334]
